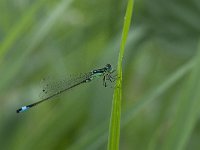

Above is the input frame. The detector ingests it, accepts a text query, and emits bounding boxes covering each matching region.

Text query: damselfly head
[105,64,112,72]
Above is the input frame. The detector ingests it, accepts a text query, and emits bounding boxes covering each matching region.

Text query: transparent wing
[39,73,91,99]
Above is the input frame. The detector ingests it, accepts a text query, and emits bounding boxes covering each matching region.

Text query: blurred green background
[1,0,200,150]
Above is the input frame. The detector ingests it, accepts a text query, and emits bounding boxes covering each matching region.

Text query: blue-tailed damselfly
[16,64,115,113]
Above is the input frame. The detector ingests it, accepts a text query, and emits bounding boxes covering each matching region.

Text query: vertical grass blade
[107,0,134,150]
[162,42,200,150]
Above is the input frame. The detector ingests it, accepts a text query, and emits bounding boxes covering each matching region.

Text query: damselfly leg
[103,69,117,87]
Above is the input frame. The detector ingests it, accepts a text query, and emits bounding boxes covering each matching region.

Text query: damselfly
[16,64,115,113]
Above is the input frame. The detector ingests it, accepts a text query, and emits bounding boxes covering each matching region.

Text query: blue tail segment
[16,106,30,113]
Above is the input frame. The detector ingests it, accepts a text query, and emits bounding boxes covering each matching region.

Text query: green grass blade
[162,43,200,150]
[107,0,134,150]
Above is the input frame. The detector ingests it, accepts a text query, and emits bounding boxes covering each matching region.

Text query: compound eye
[106,64,112,71]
